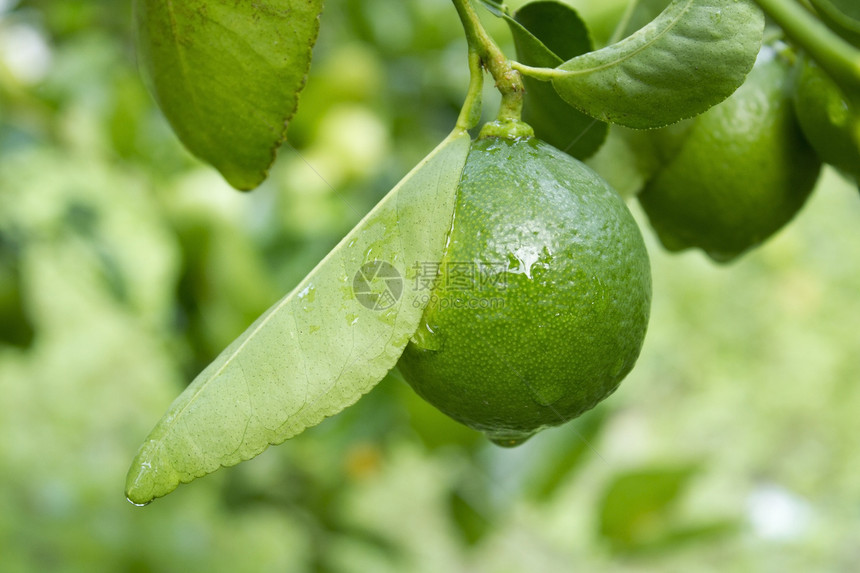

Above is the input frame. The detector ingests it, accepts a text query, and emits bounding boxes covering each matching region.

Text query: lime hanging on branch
[637,45,822,262]
[126,0,771,504]
[397,126,651,447]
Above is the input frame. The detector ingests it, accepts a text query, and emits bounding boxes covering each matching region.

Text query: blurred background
[2,0,860,571]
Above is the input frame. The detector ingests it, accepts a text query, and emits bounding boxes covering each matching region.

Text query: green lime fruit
[637,47,822,263]
[793,55,860,183]
[396,124,651,447]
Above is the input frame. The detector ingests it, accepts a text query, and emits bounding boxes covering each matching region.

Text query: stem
[456,49,484,131]
[511,61,565,81]
[754,0,860,99]
[451,0,525,122]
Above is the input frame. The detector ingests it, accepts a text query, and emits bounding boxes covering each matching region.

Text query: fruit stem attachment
[753,0,860,101]
[451,0,525,123]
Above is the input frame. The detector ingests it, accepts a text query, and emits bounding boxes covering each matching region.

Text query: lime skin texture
[397,134,652,447]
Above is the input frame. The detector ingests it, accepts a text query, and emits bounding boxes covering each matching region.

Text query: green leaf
[126,130,471,505]
[134,0,324,190]
[476,0,507,18]
[509,1,608,158]
[552,0,765,128]
[448,491,492,545]
[598,465,700,552]
[524,408,606,502]
[810,0,860,46]
[0,238,34,348]
[514,1,592,59]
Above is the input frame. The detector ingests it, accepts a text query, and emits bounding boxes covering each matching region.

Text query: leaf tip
[220,166,269,192]
[124,465,155,507]
[124,441,177,506]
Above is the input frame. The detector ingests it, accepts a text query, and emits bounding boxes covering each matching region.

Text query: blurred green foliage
[2,0,860,571]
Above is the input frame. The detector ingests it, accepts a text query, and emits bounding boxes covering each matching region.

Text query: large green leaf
[126,130,471,505]
[508,1,608,158]
[135,0,324,190]
[552,0,764,128]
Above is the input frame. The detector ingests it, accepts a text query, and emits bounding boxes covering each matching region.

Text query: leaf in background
[810,0,860,47]
[585,125,661,198]
[0,236,34,348]
[508,1,608,158]
[524,408,606,502]
[126,130,471,505]
[448,490,492,545]
[135,0,324,190]
[552,0,764,128]
[599,465,698,552]
[514,1,591,58]
[476,0,507,18]
[612,0,673,40]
